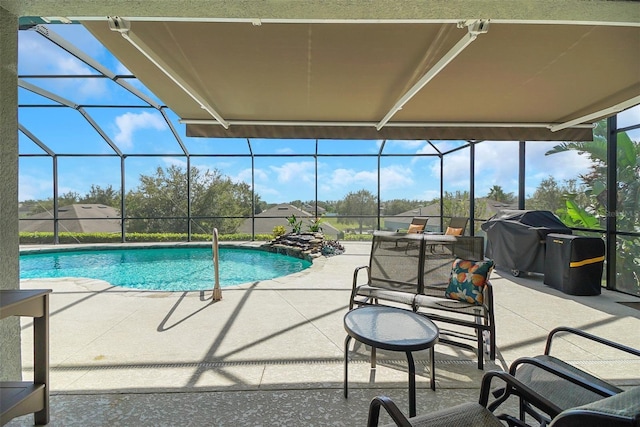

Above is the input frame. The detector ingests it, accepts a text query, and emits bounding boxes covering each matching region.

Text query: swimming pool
[19,246,312,291]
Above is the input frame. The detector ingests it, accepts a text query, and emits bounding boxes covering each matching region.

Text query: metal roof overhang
[82,19,640,141]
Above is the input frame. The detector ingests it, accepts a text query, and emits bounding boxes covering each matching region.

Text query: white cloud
[162,157,187,169]
[415,143,440,155]
[320,165,414,195]
[19,32,108,101]
[426,141,593,197]
[232,167,269,185]
[270,161,315,184]
[380,166,414,191]
[229,167,281,199]
[275,147,294,154]
[19,173,52,201]
[387,140,425,150]
[525,142,592,182]
[114,112,167,148]
[618,104,640,128]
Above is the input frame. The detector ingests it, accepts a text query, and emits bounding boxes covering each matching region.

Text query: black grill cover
[481,210,572,274]
[544,234,605,295]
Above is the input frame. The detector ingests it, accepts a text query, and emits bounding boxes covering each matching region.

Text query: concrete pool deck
[7,241,640,426]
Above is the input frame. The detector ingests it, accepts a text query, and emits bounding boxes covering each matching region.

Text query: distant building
[237,204,339,239]
[480,198,519,219]
[19,204,121,233]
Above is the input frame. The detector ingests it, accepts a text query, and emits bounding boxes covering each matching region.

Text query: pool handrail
[212,228,222,301]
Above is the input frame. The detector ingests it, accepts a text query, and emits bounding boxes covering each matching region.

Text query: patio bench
[349,231,495,369]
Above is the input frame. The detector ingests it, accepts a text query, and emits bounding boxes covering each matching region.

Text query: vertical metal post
[606,116,617,290]
[519,141,526,210]
[439,155,444,232]
[52,156,58,244]
[212,228,222,301]
[186,155,191,241]
[315,140,319,218]
[377,151,382,230]
[470,142,475,236]
[248,139,255,240]
[120,155,126,242]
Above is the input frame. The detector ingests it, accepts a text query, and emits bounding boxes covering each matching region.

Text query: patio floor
[7,241,640,426]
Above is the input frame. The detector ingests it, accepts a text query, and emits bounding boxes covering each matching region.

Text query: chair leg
[430,346,436,391]
[405,351,417,418]
[344,335,352,398]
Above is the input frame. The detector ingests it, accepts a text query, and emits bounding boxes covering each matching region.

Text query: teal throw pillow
[445,258,494,305]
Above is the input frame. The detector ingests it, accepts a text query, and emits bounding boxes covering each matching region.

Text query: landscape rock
[262,232,345,260]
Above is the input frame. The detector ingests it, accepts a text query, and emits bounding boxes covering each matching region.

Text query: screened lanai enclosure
[12,13,640,298]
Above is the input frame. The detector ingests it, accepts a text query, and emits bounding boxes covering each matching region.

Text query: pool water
[19,247,312,291]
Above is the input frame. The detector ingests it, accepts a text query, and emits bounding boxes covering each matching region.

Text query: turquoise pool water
[20,247,312,291]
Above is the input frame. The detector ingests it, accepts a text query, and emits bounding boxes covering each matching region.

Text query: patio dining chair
[427,217,469,254]
[491,326,640,426]
[396,217,429,234]
[396,217,428,252]
[444,216,469,236]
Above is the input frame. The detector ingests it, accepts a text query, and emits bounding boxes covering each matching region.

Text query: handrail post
[212,228,222,301]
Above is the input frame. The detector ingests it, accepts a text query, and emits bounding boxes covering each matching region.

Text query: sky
[16,24,640,205]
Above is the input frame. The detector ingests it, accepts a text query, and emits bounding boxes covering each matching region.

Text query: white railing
[212,228,222,301]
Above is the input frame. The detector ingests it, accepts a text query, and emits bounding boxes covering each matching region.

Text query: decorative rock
[262,232,345,260]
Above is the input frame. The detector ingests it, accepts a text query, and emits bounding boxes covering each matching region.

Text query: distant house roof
[237,204,339,237]
[302,204,326,215]
[393,204,441,219]
[382,204,441,230]
[480,198,519,219]
[19,204,121,233]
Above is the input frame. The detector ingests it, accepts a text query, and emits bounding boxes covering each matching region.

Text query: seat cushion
[551,386,640,427]
[445,259,494,305]
[445,226,463,235]
[408,223,425,233]
[515,355,624,410]
[381,402,504,427]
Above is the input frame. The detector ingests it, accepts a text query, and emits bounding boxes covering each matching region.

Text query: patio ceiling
[81,18,640,141]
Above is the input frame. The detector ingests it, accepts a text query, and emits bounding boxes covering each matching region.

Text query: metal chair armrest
[367,395,412,427]
[545,326,640,358]
[350,266,370,309]
[509,356,619,398]
[482,370,564,419]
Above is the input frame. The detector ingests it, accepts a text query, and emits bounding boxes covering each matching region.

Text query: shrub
[19,232,274,244]
[272,225,286,238]
[341,233,374,241]
[286,214,302,234]
[307,217,324,233]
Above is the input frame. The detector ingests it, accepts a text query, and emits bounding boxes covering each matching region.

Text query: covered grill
[481,210,572,276]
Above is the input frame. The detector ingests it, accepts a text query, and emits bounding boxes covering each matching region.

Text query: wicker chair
[491,326,640,426]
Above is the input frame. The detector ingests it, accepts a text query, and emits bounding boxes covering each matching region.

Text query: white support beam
[376,19,490,131]
[34,24,162,109]
[549,95,640,132]
[18,78,78,108]
[18,124,55,156]
[108,16,229,129]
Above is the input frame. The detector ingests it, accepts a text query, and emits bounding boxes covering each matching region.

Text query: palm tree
[487,185,515,203]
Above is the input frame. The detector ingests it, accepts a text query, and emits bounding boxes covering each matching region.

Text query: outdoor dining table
[343,305,439,417]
